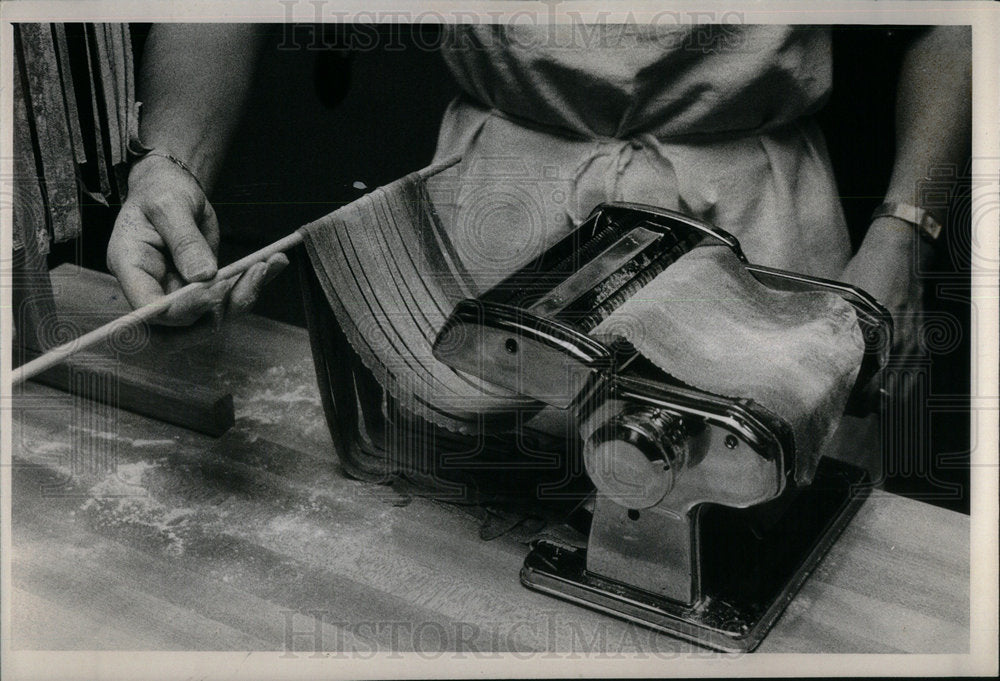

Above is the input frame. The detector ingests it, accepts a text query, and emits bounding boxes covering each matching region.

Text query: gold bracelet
[871,201,942,242]
[139,150,207,195]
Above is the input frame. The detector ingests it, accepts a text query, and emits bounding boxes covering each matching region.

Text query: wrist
[870,200,943,243]
[863,216,936,270]
[135,150,208,195]
[864,216,917,248]
[129,106,217,193]
[127,153,207,202]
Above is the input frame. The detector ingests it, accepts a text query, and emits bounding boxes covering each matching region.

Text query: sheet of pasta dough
[592,244,865,485]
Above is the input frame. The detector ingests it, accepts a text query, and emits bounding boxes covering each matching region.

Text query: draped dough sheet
[301,168,865,484]
[299,169,537,435]
[592,244,866,485]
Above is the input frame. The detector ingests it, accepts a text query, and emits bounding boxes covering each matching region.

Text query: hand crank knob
[583,407,688,509]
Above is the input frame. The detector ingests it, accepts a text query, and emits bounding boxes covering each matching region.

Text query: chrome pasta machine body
[432,203,892,651]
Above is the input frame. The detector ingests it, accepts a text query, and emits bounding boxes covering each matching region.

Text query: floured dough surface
[593,244,865,484]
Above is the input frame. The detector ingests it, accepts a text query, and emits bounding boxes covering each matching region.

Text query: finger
[200,201,221,256]
[261,253,289,285]
[227,262,268,317]
[210,276,240,329]
[162,276,237,326]
[153,272,207,326]
[115,258,170,310]
[164,272,186,294]
[107,215,171,310]
[159,293,214,326]
[145,202,218,282]
[226,254,290,318]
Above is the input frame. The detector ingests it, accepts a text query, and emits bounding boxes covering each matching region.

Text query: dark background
[50,25,973,514]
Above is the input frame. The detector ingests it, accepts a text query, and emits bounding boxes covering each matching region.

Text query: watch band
[871,201,943,242]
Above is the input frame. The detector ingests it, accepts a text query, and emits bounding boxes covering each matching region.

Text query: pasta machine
[432,202,892,652]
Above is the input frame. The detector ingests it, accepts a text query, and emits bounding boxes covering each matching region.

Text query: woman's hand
[106,154,287,326]
[839,216,934,358]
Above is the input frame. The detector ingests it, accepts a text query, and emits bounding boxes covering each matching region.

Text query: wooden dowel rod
[11,230,305,386]
[10,156,461,387]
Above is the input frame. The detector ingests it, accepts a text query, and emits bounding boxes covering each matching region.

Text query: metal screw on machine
[583,406,689,509]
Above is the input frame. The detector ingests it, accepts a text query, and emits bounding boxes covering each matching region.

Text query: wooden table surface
[7,266,970,653]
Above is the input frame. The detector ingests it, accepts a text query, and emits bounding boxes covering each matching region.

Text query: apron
[428,24,851,289]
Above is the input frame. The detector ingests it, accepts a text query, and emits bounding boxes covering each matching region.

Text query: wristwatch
[871,201,943,242]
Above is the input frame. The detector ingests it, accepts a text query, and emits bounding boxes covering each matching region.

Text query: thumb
[147,202,218,282]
